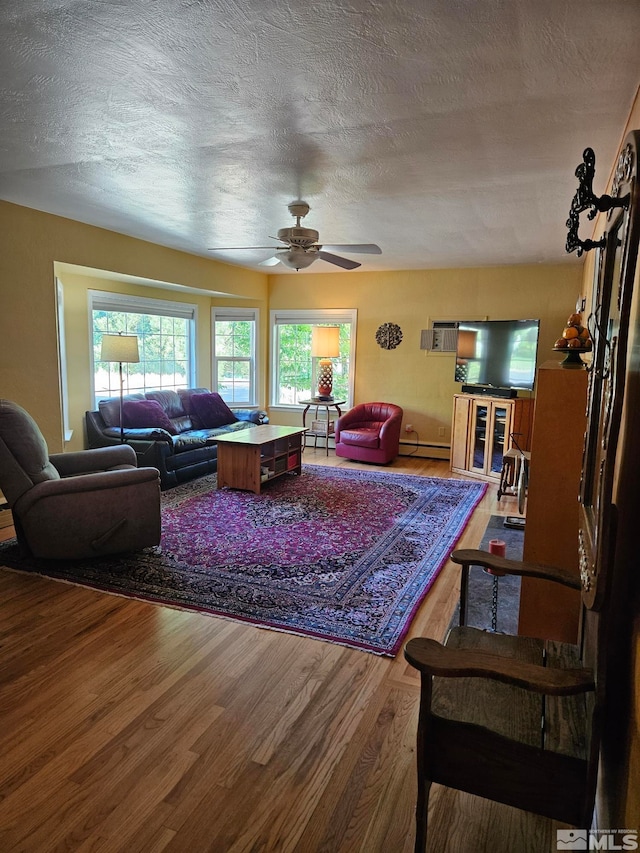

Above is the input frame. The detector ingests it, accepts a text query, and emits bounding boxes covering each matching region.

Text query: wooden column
[518,360,587,643]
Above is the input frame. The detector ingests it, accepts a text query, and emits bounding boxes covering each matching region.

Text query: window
[90,291,196,407]
[212,308,258,405]
[271,309,357,406]
[56,278,72,441]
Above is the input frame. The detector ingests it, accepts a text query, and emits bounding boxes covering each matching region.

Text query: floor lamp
[100,333,140,442]
[311,326,340,400]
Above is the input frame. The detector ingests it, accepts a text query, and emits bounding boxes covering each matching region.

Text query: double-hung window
[212,308,258,405]
[90,291,196,407]
[271,309,357,407]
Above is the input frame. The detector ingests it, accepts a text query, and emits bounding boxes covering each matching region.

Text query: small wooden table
[216,425,307,494]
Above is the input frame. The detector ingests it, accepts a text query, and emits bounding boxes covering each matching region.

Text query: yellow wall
[268,265,582,447]
[1,197,581,455]
[0,200,268,451]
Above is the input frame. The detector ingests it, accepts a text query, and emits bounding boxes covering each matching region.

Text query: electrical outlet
[405,424,413,433]
[438,427,445,437]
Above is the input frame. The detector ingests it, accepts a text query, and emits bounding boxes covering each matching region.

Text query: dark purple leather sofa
[86,388,268,489]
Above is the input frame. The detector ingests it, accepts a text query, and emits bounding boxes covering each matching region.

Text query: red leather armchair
[335,402,403,464]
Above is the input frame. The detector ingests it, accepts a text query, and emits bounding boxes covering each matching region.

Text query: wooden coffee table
[215,425,307,494]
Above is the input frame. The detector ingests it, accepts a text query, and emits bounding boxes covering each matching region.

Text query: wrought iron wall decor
[565,147,630,257]
[375,322,403,350]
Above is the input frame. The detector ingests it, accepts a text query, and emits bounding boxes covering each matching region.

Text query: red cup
[486,538,507,575]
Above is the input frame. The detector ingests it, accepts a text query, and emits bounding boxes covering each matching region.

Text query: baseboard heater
[398,441,450,460]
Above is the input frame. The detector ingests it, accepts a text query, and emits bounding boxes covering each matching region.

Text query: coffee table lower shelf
[215,425,307,494]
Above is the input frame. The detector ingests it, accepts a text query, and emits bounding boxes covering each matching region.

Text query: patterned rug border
[0,465,487,656]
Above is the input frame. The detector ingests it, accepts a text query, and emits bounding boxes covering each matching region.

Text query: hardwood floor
[0,453,558,852]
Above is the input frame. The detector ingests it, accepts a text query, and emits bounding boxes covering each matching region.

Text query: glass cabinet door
[490,405,508,473]
[469,404,488,474]
[468,400,510,477]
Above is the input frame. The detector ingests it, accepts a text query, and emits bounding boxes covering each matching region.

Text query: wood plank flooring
[0,453,560,852]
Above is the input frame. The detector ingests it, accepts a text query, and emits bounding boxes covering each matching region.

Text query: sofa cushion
[169,415,194,433]
[145,389,185,419]
[170,421,255,453]
[190,393,237,428]
[177,388,211,416]
[99,394,145,427]
[122,400,178,435]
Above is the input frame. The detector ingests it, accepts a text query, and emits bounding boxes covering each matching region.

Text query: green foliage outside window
[276,323,351,404]
[93,309,190,400]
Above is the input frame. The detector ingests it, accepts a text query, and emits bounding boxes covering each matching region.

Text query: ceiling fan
[208,201,382,270]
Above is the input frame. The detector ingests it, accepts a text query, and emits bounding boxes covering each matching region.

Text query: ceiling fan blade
[259,256,282,266]
[321,243,382,254]
[207,246,281,251]
[317,251,361,270]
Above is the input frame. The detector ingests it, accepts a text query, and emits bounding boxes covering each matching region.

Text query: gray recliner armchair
[0,400,161,559]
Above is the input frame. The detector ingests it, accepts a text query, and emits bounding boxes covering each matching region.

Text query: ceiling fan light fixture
[208,200,381,271]
[279,246,318,270]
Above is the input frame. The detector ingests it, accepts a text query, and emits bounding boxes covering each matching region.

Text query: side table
[299,399,346,456]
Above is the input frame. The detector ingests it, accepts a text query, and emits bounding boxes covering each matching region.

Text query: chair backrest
[356,402,402,422]
[0,400,60,506]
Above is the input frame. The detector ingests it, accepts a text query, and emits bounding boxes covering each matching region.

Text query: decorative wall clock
[375,322,403,350]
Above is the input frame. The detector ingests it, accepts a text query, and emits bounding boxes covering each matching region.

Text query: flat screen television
[454,319,540,393]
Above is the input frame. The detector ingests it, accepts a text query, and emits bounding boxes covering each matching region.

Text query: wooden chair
[404,129,640,852]
[405,549,600,852]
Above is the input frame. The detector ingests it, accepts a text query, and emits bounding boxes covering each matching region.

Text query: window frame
[211,307,259,407]
[270,308,357,408]
[56,277,73,442]
[89,290,197,407]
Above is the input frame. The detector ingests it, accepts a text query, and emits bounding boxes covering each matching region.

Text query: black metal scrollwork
[565,147,629,257]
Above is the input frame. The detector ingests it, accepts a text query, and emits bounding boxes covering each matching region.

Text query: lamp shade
[311,326,340,358]
[100,333,140,363]
[456,329,477,360]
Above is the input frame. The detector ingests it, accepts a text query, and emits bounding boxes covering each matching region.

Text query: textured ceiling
[1,0,639,274]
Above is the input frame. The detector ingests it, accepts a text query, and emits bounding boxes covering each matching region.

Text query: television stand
[450,393,534,484]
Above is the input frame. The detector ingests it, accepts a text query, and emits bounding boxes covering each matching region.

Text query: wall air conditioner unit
[420,321,458,352]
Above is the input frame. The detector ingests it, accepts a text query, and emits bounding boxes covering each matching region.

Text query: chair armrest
[451,548,581,590]
[379,411,402,441]
[335,409,365,441]
[17,468,160,512]
[404,637,595,696]
[102,426,174,443]
[233,409,269,424]
[50,445,137,476]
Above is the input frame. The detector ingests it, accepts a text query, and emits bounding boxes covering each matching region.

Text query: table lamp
[100,333,140,442]
[455,329,478,382]
[311,326,340,400]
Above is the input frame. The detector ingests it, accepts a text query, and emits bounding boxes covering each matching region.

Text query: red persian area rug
[0,466,486,656]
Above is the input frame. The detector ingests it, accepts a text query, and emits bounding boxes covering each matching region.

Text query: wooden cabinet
[518,361,587,643]
[450,394,534,483]
[216,426,305,494]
